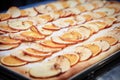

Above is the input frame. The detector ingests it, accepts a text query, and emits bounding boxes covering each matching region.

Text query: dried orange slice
[40,39,66,48]
[43,23,60,30]
[1,55,27,66]
[95,36,118,46]
[23,48,52,57]
[0,13,11,21]
[0,36,21,44]
[21,30,45,40]
[63,53,79,66]
[60,31,82,42]
[84,43,101,57]
[0,44,20,51]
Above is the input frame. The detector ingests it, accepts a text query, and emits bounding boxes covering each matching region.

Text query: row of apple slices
[1,25,119,68]
[0,0,109,21]
[29,29,119,78]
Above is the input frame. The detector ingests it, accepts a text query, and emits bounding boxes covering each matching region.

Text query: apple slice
[51,36,76,45]
[8,19,33,30]
[74,46,92,61]
[20,30,45,41]
[29,62,61,78]
[20,10,28,17]
[60,30,83,42]
[24,8,38,16]
[0,21,19,33]
[37,14,53,22]
[1,55,27,67]
[63,53,79,66]
[48,55,71,72]
[40,39,66,48]
[35,5,48,14]
[92,40,110,51]
[36,27,53,36]
[30,43,62,52]
[0,13,11,21]
[0,30,6,34]
[0,44,20,51]
[11,50,45,62]
[23,48,52,57]
[95,36,118,46]
[83,43,101,57]
[0,36,21,44]
[7,6,21,18]
[42,23,61,30]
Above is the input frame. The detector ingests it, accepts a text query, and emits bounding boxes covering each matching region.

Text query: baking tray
[0,0,120,80]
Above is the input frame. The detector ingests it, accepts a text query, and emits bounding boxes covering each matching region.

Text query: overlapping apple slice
[11,50,45,62]
[24,8,38,17]
[0,55,27,67]
[95,36,118,46]
[92,40,110,52]
[29,55,70,78]
[23,48,52,57]
[30,43,62,53]
[83,43,101,57]
[51,36,76,45]
[74,46,92,61]
[0,13,11,21]
[0,36,21,44]
[8,19,33,30]
[0,21,19,33]
[40,39,66,48]
[7,6,21,18]
[0,44,20,51]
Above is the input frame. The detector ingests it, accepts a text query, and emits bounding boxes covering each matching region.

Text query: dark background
[0,0,47,12]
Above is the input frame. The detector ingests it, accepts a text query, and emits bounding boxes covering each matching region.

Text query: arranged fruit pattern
[0,0,120,79]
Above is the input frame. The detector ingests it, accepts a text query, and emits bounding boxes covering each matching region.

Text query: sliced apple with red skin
[23,48,52,57]
[40,39,66,48]
[7,6,21,18]
[42,23,61,31]
[1,55,27,67]
[24,8,38,17]
[0,21,19,33]
[8,19,33,30]
[0,13,11,21]
[0,44,20,51]
[74,46,92,61]
[51,36,76,45]
[0,36,21,44]
[11,50,45,62]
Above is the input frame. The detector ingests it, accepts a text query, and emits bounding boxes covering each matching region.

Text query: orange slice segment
[84,43,101,57]
[0,36,21,44]
[43,23,60,30]
[63,53,79,66]
[40,39,66,48]
[95,36,118,46]
[60,31,82,42]
[24,48,52,57]
[1,55,27,67]
[20,30,45,40]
